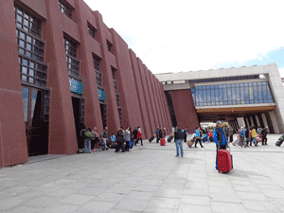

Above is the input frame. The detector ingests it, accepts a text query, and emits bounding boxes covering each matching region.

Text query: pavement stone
[0,134,284,212]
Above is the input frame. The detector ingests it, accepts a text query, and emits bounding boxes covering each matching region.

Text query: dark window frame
[59,0,72,19]
[14,4,42,38]
[64,37,80,80]
[107,40,113,53]
[88,23,97,39]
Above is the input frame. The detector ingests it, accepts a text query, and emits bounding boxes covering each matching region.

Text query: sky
[84,0,284,77]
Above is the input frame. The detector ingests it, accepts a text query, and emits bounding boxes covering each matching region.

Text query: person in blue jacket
[194,127,204,148]
[213,121,227,170]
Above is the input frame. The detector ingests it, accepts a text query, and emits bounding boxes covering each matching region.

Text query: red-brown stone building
[0,0,172,167]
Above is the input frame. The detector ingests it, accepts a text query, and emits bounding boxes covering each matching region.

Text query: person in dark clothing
[261,126,268,145]
[245,127,250,146]
[183,127,188,142]
[156,127,161,143]
[174,125,184,157]
[115,127,125,152]
[133,127,138,145]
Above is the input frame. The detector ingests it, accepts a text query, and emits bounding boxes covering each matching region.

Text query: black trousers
[156,136,160,143]
[184,135,187,142]
[115,141,125,152]
[125,141,130,151]
[195,138,203,147]
[262,136,267,145]
[136,138,143,145]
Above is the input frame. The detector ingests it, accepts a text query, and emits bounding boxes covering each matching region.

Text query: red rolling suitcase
[217,149,233,173]
[160,138,166,146]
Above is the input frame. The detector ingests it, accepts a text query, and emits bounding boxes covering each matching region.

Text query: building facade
[156,64,284,134]
[0,0,172,167]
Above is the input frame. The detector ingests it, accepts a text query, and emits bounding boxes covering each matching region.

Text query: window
[107,40,112,53]
[93,55,102,87]
[88,23,96,39]
[19,56,47,87]
[64,37,80,79]
[15,5,47,87]
[193,81,274,107]
[14,4,42,38]
[16,30,45,62]
[59,0,72,19]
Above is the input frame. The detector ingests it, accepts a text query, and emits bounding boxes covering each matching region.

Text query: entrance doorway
[72,96,84,149]
[22,86,48,156]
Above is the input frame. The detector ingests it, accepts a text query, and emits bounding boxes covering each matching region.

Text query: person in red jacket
[135,128,143,146]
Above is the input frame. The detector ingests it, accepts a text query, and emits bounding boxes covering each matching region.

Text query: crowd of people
[80,125,145,153]
[233,126,268,147]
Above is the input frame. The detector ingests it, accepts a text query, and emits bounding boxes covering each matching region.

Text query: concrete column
[0,0,28,166]
[237,117,245,128]
[245,117,250,128]
[269,111,280,133]
[255,115,260,127]
[261,113,270,133]
[249,116,255,126]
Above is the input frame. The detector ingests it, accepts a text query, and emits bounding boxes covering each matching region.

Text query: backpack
[84,130,94,139]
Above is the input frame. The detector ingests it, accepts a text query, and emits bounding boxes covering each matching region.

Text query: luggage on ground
[167,135,173,142]
[160,138,166,146]
[149,136,155,142]
[275,140,283,147]
[217,149,233,173]
[129,141,133,148]
[232,137,240,146]
[187,140,194,147]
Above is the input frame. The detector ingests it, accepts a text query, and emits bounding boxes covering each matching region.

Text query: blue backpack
[129,141,133,148]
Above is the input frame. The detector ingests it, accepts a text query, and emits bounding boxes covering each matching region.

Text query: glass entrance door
[22,86,48,156]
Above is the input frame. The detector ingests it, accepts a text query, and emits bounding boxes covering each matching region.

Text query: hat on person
[216,121,222,124]
[265,126,268,129]
[241,127,244,129]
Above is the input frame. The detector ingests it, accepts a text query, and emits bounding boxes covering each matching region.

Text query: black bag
[167,136,173,142]
[149,136,155,142]
[275,140,283,147]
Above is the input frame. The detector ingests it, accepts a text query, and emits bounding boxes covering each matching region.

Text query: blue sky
[213,47,284,77]
[84,0,284,77]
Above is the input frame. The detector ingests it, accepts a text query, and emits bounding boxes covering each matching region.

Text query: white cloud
[84,0,284,73]
[279,67,284,77]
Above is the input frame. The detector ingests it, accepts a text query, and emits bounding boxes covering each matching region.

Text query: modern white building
[156,63,284,133]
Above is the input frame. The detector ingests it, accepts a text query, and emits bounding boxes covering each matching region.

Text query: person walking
[136,128,143,146]
[101,126,109,150]
[133,127,138,145]
[245,127,250,147]
[213,121,227,169]
[80,126,93,153]
[91,127,99,150]
[229,126,234,143]
[183,127,189,142]
[195,127,204,148]
[109,133,116,148]
[261,126,268,145]
[125,127,131,151]
[115,127,125,152]
[156,127,161,143]
[174,125,184,157]
[251,126,258,147]
[239,127,245,147]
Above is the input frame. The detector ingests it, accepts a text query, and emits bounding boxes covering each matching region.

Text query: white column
[255,115,260,127]
[261,113,269,133]
[249,116,255,126]
[237,117,245,128]
[245,117,250,128]
[269,111,280,133]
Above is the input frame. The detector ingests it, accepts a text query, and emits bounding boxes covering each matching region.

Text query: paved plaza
[0,134,284,213]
